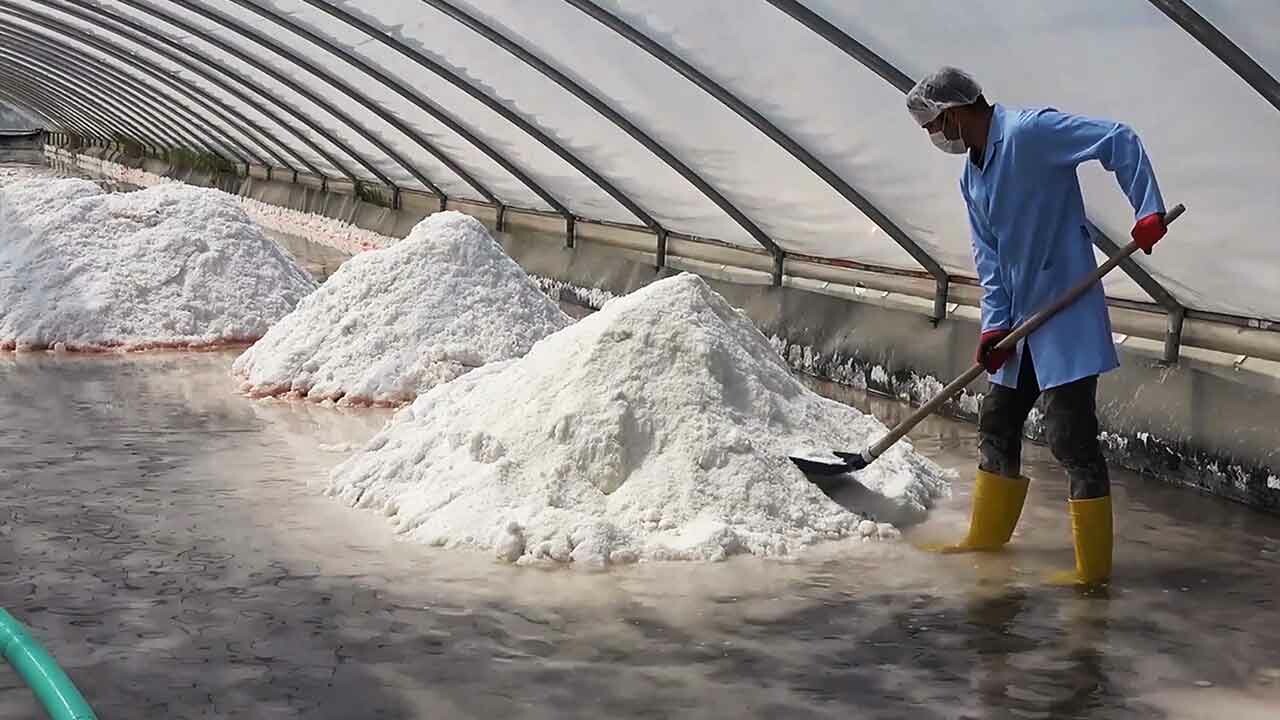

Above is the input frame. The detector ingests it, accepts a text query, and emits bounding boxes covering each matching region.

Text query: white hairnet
[905,67,983,126]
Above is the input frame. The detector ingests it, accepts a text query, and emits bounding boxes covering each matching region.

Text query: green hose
[0,609,97,720]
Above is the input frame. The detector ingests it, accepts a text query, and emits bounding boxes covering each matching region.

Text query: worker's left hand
[1131,213,1166,255]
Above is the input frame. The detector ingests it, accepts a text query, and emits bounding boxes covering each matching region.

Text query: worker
[906,67,1168,585]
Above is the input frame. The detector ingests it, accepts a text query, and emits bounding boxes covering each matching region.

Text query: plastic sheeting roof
[1,0,1277,324]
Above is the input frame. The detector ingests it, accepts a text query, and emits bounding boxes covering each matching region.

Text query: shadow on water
[0,352,1278,718]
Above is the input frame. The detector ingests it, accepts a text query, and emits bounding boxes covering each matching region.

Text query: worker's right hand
[976,328,1014,373]
[1132,213,1166,255]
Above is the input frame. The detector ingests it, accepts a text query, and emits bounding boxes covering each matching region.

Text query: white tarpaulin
[4,0,1277,321]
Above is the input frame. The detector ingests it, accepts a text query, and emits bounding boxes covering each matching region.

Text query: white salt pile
[232,211,572,406]
[0,180,317,351]
[329,273,951,567]
[0,175,103,218]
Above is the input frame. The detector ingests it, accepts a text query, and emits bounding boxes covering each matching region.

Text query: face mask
[929,111,968,154]
[930,130,967,154]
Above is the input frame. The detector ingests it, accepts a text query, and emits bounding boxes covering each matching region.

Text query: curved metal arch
[761,1,914,92]
[0,41,176,150]
[420,0,778,266]
[0,23,252,162]
[0,86,62,131]
[113,0,437,198]
[225,0,518,208]
[0,46,187,153]
[0,27,244,163]
[298,0,673,241]
[0,71,151,149]
[0,79,108,141]
[0,46,225,166]
[0,74,114,138]
[764,0,1186,359]
[3,2,300,174]
[0,8,272,166]
[565,0,949,308]
[1147,0,1280,114]
[229,0,555,211]
[51,0,363,183]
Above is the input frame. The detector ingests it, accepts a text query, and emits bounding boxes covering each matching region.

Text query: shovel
[791,203,1186,476]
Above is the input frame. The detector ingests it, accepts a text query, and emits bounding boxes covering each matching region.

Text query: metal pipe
[420,0,781,261]
[0,27,247,164]
[0,44,219,165]
[0,53,166,150]
[149,0,441,196]
[0,35,209,160]
[49,0,355,181]
[298,0,668,242]
[566,0,945,299]
[1088,222,1184,363]
[223,0,500,204]
[110,0,408,193]
[0,24,246,161]
[0,51,180,155]
[234,0,528,208]
[5,1,297,172]
[0,80,111,141]
[50,0,346,180]
[1147,0,1280,114]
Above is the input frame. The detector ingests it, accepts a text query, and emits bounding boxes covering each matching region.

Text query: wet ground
[1,351,1277,719]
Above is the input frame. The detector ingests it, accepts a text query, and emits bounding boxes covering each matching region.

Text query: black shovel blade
[789,455,856,476]
[789,449,871,476]
[833,451,870,471]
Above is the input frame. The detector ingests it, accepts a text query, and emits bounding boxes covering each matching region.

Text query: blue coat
[961,104,1165,390]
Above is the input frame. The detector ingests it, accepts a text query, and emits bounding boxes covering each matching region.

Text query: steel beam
[765,0,1186,351]
[109,0,414,194]
[228,0,519,208]
[0,21,251,162]
[2,1,301,172]
[0,21,253,163]
[51,0,356,181]
[0,80,107,141]
[0,75,140,150]
[420,0,779,269]
[300,0,664,241]
[0,88,58,130]
[566,0,946,303]
[0,46,191,155]
[0,45,171,152]
[1088,223,1185,363]
[133,0,448,198]
[0,76,108,136]
[1147,0,1280,114]
[0,33,237,163]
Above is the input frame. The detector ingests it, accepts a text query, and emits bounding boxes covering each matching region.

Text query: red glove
[1132,213,1166,255]
[976,328,1014,373]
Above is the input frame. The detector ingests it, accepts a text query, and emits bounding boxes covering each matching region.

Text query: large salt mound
[0,181,317,351]
[0,176,103,218]
[232,211,572,406]
[328,273,951,567]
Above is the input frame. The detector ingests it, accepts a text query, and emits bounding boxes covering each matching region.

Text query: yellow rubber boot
[1047,496,1113,586]
[925,470,1029,553]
